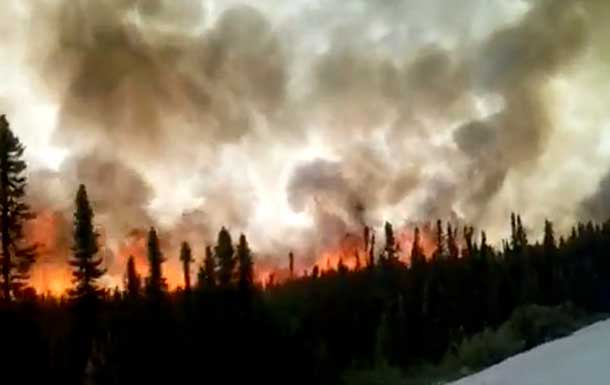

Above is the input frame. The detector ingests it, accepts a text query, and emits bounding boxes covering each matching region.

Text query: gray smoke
[0,0,609,287]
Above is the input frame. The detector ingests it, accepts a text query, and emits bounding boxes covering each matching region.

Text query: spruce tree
[384,221,397,263]
[447,223,459,260]
[289,251,295,279]
[215,227,235,287]
[198,245,216,289]
[125,255,141,298]
[463,226,474,258]
[543,220,556,253]
[363,226,370,254]
[0,115,36,300]
[180,241,193,292]
[146,227,166,300]
[434,219,444,260]
[237,234,253,291]
[368,233,376,267]
[69,184,105,302]
[411,227,425,267]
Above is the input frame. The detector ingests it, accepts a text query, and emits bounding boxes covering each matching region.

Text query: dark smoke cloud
[1,0,608,285]
[30,0,287,163]
[581,171,610,223]
[453,0,590,218]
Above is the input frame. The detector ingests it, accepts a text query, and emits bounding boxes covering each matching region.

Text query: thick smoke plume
[1,0,610,292]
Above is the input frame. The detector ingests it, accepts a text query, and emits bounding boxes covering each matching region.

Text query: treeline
[0,115,609,385]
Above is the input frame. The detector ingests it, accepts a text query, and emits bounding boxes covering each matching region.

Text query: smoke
[1,0,610,290]
[581,171,610,223]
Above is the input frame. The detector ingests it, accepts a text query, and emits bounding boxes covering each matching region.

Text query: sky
[0,0,610,291]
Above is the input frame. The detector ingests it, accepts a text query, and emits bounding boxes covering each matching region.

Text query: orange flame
[27,210,72,296]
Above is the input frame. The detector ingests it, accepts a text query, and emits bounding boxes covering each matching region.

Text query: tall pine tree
[215,227,235,287]
[383,221,397,263]
[0,115,36,300]
[69,184,105,302]
[125,255,141,299]
[180,241,193,292]
[198,245,216,289]
[146,227,166,300]
[237,234,253,291]
[289,251,294,279]
[411,227,425,267]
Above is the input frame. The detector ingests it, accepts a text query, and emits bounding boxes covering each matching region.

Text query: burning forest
[1,0,610,384]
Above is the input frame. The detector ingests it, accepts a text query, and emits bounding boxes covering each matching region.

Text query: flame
[27,210,72,296]
[395,224,438,265]
[24,210,444,296]
[116,229,184,290]
[314,233,364,273]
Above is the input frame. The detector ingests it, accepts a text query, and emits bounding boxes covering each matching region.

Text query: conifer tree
[125,255,140,299]
[411,227,425,267]
[368,233,376,267]
[215,227,235,287]
[146,227,166,300]
[0,115,36,300]
[480,231,489,260]
[447,223,459,260]
[516,215,528,248]
[434,219,444,260]
[510,213,518,251]
[543,220,556,253]
[198,245,216,289]
[69,184,105,302]
[180,241,193,292]
[363,225,370,259]
[463,226,474,258]
[237,234,253,291]
[384,221,398,264]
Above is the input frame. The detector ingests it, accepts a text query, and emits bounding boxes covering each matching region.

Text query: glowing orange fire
[315,233,365,273]
[115,229,184,290]
[27,210,72,296]
[24,212,443,297]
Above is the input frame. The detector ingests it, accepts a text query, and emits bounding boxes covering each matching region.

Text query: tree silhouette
[0,115,36,300]
[383,221,397,264]
[447,223,459,260]
[289,251,295,279]
[215,227,235,287]
[180,241,193,292]
[369,232,376,267]
[198,245,216,289]
[411,227,425,267]
[237,234,253,292]
[125,255,141,299]
[69,184,105,302]
[433,220,444,260]
[543,220,556,253]
[146,227,166,300]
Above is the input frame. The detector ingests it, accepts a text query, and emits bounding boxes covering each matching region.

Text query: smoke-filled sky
[1,0,610,290]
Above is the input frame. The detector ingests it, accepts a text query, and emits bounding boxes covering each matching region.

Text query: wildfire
[24,210,443,296]
[316,233,365,273]
[115,229,184,290]
[27,209,73,296]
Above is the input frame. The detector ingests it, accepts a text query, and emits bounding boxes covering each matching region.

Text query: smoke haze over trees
[1,0,610,289]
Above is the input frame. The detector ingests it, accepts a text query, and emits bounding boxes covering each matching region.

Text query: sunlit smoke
[1,0,610,294]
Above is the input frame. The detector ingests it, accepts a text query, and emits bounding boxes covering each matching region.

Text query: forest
[0,113,609,385]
